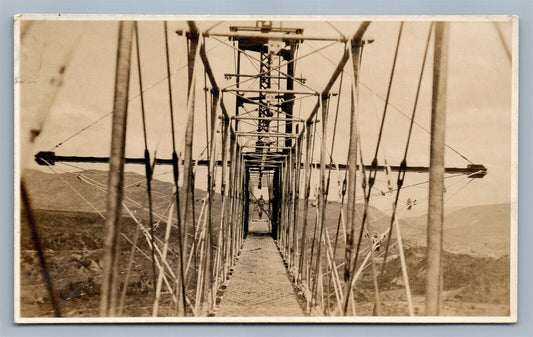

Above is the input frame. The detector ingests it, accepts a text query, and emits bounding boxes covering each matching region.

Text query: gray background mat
[3,0,532,336]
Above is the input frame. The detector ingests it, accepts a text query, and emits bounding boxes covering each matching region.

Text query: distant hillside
[402,204,511,257]
[307,200,510,258]
[19,169,511,316]
[22,168,211,221]
[22,169,511,257]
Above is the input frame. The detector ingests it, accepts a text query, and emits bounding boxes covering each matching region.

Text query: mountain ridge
[21,168,510,257]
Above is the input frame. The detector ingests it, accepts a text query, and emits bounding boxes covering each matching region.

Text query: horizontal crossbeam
[232,116,304,122]
[224,73,306,83]
[223,88,318,96]
[235,132,299,138]
[203,31,348,42]
[241,145,292,150]
[34,151,487,178]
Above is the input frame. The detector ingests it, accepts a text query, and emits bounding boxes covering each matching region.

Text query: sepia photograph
[14,15,517,323]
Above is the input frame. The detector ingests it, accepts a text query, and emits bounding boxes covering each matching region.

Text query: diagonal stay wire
[345,22,404,315]
[41,158,180,313]
[353,176,477,281]
[378,22,433,291]
[303,38,474,165]
[49,36,225,152]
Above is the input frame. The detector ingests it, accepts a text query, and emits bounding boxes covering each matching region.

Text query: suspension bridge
[19,19,499,319]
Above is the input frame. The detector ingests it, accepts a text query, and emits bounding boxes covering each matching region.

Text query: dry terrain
[19,169,511,317]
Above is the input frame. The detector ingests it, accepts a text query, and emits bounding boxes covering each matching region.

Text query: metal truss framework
[30,20,488,318]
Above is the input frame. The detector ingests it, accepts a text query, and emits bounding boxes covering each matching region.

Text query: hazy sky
[17,17,514,213]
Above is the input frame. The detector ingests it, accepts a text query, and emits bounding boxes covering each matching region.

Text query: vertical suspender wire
[378,22,433,317]
[325,68,344,201]
[226,129,236,277]
[228,134,237,267]
[307,114,319,290]
[163,21,187,316]
[204,72,210,159]
[285,152,290,262]
[231,147,240,260]
[292,135,303,275]
[190,158,198,281]
[297,119,313,285]
[240,153,246,246]
[341,20,370,316]
[133,21,158,300]
[281,159,287,256]
[330,165,350,314]
[355,41,382,317]
[343,59,359,316]
[345,22,403,316]
[290,145,298,267]
[283,156,288,257]
[181,29,200,305]
[206,90,220,313]
[287,152,294,261]
[213,117,228,301]
[312,95,329,311]
[280,161,286,253]
[325,63,345,313]
[372,22,404,162]
[219,117,230,281]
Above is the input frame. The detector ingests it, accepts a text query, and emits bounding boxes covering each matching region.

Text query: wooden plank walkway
[216,220,305,317]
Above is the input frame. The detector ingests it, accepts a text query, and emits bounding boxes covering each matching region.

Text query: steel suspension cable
[40,160,178,314]
[49,38,225,152]
[163,21,187,315]
[303,38,474,165]
[134,21,157,298]
[345,22,404,315]
[325,58,345,200]
[378,22,433,291]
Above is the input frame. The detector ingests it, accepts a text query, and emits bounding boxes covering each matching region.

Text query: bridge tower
[227,21,304,238]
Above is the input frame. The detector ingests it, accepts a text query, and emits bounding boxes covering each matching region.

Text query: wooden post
[342,21,370,315]
[181,26,200,280]
[291,136,302,271]
[425,21,449,316]
[272,167,281,240]
[280,161,286,252]
[235,46,241,132]
[100,20,134,317]
[313,95,329,309]
[289,153,294,266]
[240,159,247,244]
[233,150,242,256]
[298,121,313,283]
[205,90,219,312]
[227,136,237,263]
[244,167,250,236]
[283,157,290,256]
[220,117,230,279]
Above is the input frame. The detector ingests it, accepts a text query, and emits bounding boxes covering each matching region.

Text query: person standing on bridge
[255,195,266,219]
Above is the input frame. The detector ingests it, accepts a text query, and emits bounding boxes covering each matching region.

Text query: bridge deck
[216,220,304,317]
